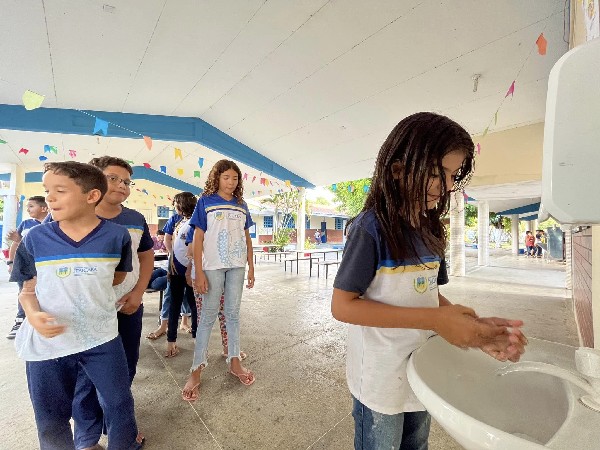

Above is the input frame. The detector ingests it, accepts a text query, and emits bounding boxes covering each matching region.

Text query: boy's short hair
[89,156,133,176]
[44,162,108,201]
[157,230,165,236]
[28,196,47,207]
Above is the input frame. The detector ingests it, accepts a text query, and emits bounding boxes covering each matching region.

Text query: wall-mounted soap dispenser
[540,38,600,226]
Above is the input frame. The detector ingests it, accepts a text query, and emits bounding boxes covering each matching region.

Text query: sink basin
[407,336,600,449]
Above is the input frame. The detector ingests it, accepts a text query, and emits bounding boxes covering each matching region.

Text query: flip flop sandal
[179,325,193,334]
[228,367,255,386]
[222,351,247,360]
[165,344,180,358]
[146,330,166,340]
[181,383,200,402]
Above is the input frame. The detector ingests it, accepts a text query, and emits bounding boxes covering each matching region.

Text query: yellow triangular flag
[174,148,183,160]
[22,90,45,110]
[177,168,184,176]
[285,180,291,188]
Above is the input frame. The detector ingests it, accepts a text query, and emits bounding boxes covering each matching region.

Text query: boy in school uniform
[5,195,48,339]
[71,156,153,448]
[9,161,141,450]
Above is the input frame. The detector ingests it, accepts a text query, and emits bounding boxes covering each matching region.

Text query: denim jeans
[191,267,245,369]
[159,281,191,320]
[26,337,140,450]
[167,274,197,342]
[352,396,430,450]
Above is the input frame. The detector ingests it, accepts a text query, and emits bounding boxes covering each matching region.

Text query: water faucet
[496,347,600,413]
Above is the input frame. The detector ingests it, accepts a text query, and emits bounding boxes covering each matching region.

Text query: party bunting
[198,158,204,168]
[93,118,109,136]
[260,177,266,185]
[39,156,47,161]
[476,143,481,155]
[174,148,183,160]
[177,168,184,176]
[505,81,515,98]
[19,148,29,155]
[482,126,489,138]
[243,173,248,180]
[143,136,152,150]
[347,185,354,193]
[363,185,370,193]
[160,166,167,174]
[22,90,45,110]
[331,184,337,191]
[141,189,149,195]
[252,176,256,183]
[285,180,291,188]
[143,163,151,168]
[536,33,547,56]
[194,170,200,178]
[126,160,135,165]
[494,110,498,125]
[68,150,77,158]
[0,139,6,144]
[44,145,58,154]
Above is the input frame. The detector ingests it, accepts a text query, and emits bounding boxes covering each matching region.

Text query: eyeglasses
[106,175,135,187]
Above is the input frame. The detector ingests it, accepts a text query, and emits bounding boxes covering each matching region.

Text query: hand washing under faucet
[496,347,600,413]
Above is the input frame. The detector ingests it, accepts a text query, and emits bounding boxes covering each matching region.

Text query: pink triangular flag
[19,148,29,155]
[476,143,481,155]
[505,81,515,98]
[143,136,152,150]
[143,162,151,168]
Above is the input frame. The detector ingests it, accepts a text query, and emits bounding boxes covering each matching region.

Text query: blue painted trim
[132,166,202,194]
[25,172,43,183]
[497,202,541,215]
[519,214,539,221]
[0,104,314,188]
[24,168,201,194]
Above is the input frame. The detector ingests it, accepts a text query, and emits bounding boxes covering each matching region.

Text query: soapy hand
[477,317,527,362]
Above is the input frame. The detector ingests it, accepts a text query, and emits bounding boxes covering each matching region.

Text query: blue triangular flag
[93,118,108,136]
[39,155,48,161]
[198,158,204,168]
[160,165,167,174]
[363,185,370,193]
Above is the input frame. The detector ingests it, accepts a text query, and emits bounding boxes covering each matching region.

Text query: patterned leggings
[194,290,228,348]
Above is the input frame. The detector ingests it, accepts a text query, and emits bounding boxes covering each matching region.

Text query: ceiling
[0,0,569,202]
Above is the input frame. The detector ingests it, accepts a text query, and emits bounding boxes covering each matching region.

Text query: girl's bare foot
[182,367,202,401]
[228,357,255,386]
[165,342,180,357]
[146,321,167,340]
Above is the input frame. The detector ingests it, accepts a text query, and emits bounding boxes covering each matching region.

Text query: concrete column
[297,188,306,251]
[1,163,24,250]
[449,191,465,276]
[477,200,489,266]
[565,229,572,290]
[511,214,520,255]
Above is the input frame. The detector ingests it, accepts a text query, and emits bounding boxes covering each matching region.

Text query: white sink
[407,336,600,449]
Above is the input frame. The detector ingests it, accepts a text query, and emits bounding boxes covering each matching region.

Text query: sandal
[222,351,247,360]
[228,366,255,386]
[146,329,166,340]
[180,324,193,334]
[181,383,200,401]
[165,344,180,358]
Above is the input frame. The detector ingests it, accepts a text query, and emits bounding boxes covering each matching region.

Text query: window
[263,216,273,228]
[335,217,343,230]
[283,213,295,229]
[157,205,171,218]
[305,217,310,229]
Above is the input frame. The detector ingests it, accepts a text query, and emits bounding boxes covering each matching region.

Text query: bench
[284,255,320,275]
[317,260,341,279]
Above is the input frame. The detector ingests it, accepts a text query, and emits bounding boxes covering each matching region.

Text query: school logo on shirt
[74,266,98,276]
[413,276,428,294]
[56,266,71,278]
[215,211,224,221]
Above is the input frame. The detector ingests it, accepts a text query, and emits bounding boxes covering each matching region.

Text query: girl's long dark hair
[203,159,244,204]
[348,112,475,261]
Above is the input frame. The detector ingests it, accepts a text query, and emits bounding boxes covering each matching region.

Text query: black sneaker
[6,320,22,339]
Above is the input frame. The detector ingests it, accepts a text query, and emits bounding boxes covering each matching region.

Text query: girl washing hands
[331,112,527,449]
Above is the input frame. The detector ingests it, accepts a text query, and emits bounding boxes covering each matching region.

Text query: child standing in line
[9,161,141,450]
[6,195,48,339]
[182,159,255,401]
[525,231,536,256]
[162,192,198,358]
[331,112,527,450]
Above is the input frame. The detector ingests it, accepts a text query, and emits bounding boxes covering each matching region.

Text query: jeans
[71,305,144,447]
[26,337,140,450]
[148,268,167,291]
[352,396,430,450]
[167,274,197,342]
[191,267,245,369]
[159,281,191,320]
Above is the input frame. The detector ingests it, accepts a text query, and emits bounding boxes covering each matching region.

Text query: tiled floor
[0,249,577,449]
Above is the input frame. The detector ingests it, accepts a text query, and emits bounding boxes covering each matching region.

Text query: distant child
[331,112,527,449]
[6,195,48,339]
[182,159,255,401]
[9,161,141,449]
[162,192,198,358]
[152,229,168,252]
[525,231,536,256]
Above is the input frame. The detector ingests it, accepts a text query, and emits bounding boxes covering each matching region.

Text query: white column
[1,163,23,250]
[2,195,18,249]
[297,188,306,251]
[477,200,489,266]
[449,191,465,276]
[511,214,520,255]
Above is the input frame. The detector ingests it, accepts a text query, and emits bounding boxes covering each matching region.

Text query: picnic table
[284,249,344,276]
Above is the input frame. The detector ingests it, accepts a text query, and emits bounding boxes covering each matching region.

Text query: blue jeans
[159,281,191,320]
[167,274,197,342]
[26,337,140,450]
[71,306,144,447]
[191,267,245,369]
[352,396,430,450]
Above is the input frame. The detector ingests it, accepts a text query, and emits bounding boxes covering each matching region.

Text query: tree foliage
[260,191,301,233]
[328,178,370,217]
